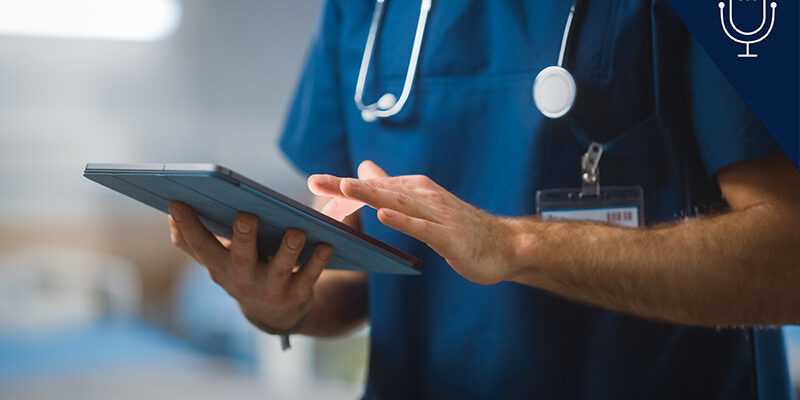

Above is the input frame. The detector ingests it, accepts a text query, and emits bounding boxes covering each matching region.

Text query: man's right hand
[168,202,331,333]
[166,160,388,334]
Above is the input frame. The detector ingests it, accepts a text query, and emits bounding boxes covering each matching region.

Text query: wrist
[239,304,311,336]
[501,217,547,284]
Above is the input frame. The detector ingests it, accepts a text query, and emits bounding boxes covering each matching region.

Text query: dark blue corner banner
[666,0,800,170]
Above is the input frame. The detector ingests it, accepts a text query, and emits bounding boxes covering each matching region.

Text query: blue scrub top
[279,0,792,399]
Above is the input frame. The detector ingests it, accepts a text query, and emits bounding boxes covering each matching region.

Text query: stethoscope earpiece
[533,66,577,119]
[377,93,397,111]
[360,93,397,123]
[361,109,378,123]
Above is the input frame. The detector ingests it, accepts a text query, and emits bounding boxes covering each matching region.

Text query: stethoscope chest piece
[533,66,576,119]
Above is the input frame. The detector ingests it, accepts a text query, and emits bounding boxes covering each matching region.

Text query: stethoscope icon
[354,0,586,122]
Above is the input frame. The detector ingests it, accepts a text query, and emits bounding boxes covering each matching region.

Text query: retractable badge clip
[580,142,604,196]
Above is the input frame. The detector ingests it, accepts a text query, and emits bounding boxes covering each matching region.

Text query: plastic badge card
[535,142,644,228]
[535,186,644,228]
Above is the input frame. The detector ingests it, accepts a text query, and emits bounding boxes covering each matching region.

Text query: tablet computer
[84,163,422,275]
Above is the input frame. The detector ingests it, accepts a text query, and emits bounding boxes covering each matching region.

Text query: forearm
[506,203,800,326]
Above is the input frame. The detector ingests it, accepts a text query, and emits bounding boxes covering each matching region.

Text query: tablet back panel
[84,164,421,275]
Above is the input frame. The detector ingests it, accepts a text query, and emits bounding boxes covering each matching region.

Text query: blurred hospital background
[0,0,366,399]
[0,1,797,399]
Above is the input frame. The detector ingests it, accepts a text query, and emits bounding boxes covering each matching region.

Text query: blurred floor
[0,372,360,400]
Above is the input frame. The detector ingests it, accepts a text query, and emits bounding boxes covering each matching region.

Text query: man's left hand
[308,161,516,285]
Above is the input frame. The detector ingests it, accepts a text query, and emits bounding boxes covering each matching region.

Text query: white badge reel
[533,66,577,119]
[533,3,580,119]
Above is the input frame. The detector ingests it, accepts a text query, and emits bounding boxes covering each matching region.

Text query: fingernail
[237,221,252,234]
[170,206,182,222]
[317,246,332,261]
[381,208,397,217]
[170,232,177,244]
[286,234,302,250]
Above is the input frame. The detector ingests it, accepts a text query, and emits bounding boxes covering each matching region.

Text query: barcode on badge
[606,211,633,224]
[541,206,640,228]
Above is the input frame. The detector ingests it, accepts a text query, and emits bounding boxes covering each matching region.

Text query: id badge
[536,186,644,228]
[536,141,645,227]
[535,186,645,228]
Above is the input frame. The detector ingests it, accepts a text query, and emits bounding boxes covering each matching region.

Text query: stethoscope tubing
[557,4,577,67]
[355,0,584,121]
[355,0,432,120]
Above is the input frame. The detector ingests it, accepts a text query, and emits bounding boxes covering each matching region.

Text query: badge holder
[536,142,645,227]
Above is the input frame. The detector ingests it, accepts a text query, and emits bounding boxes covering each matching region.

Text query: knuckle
[422,220,439,234]
[433,206,452,219]
[424,190,442,202]
[364,182,379,193]
[397,193,414,206]
[412,175,432,185]
[396,194,409,207]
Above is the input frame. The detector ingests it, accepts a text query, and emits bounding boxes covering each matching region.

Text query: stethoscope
[354,0,584,122]
[355,0,432,122]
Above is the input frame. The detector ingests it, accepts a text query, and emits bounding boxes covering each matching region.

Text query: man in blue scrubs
[167,0,800,398]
